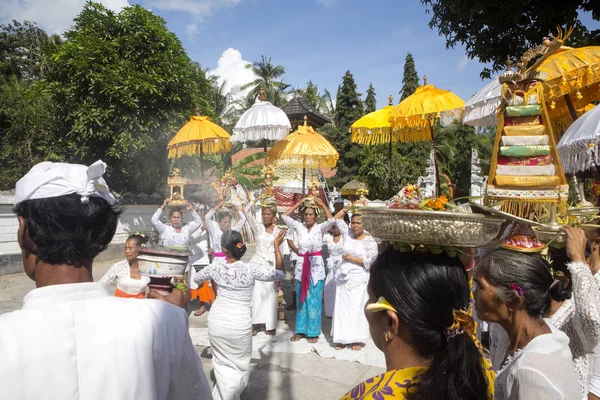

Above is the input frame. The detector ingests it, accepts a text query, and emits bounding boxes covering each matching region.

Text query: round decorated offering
[531,226,566,249]
[499,234,545,253]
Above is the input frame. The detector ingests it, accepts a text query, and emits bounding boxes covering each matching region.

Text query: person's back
[0,282,210,400]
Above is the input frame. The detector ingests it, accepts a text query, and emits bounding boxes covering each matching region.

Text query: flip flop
[194,307,206,316]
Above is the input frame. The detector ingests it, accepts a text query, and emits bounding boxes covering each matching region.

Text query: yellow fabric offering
[503,125,546,136]
[495,175,560,187]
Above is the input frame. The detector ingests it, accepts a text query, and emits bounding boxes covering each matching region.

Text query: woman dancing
[282,196,334,343]
[193,230,285,400]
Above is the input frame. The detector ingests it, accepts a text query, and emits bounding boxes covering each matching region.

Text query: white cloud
[185,23,198,39]
[145,0,241,20]
[208,48,255,97]
[0,0,129,34]
[457,55,470,71]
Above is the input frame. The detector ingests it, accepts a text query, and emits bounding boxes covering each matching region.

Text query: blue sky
[2,0,598,108]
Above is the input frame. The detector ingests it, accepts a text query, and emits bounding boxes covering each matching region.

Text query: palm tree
[242,55,291,104]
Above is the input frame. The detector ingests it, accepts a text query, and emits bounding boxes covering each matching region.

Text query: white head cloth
[14,160,117,206]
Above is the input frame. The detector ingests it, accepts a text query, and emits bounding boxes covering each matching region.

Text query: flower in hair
[236,242,243,249]
[510,283,524,296]
[134,231,145,238]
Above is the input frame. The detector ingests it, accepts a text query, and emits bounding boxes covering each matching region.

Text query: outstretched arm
[232,206,247,232]
[283,200,302,218]
[185,201,203,234]
[151,198,170,234]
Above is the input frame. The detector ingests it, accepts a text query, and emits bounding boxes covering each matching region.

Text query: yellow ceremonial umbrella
[340,180,367,196]
[389,76,465,194]
[536,46,600,123]
[351,95,397,197]
[269,115,339,194]
[167,107,232,180]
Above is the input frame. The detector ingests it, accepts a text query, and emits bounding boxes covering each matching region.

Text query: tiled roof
[281,94,333,127]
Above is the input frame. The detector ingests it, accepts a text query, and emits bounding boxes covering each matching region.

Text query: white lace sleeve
[319,218,336,235]
[98,260,127,286]
[362,237,379,270]
[509,353,575,399]
[193,263,216,285]
[335,218,350,238]
[232,209,247,232]
[568,262,600,352]
[244,204,259,236]
[248,263,285,282]
[151,208,168,234]
[282,215,303,232]
[186,211,203,235]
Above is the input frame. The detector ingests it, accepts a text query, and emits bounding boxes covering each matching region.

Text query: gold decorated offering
[167,168,187,205]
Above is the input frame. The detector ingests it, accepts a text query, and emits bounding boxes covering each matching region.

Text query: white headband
[14,160,117,206]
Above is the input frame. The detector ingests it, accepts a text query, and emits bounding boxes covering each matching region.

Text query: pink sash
[299,251,322,303]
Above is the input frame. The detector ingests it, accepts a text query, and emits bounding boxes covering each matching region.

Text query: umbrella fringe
[351,127,393,145]
[462,100,501,128]
[484,195,567,218]
[559,138,599,175]
[167,141,231,158]
[231,125,291,142]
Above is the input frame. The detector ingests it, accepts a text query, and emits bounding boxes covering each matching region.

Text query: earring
[384,332,389,342]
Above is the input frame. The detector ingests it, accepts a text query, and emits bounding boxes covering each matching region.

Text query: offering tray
[469,203,546,228]
[531,226,566,249]
[138,247,191,278]
[360,207,505,247]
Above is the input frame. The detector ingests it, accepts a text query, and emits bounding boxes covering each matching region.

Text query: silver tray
[469,202,546,228]
[360,207,506,247]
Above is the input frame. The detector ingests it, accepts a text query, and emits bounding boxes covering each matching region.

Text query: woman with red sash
[99,234,150,299]
[283,196,334,343]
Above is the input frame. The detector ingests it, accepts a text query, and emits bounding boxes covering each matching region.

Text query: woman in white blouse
[150,198,203,248]
[474,245,581,399]
[204,200,247,265]
[193,230,285,400]
[323,222,343,318]
[283,196,334,343]
[331,211,378,351]
[99,234,150,299]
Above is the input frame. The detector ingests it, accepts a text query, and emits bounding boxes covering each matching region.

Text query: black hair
[370,248,489,400]
[13,193,122,267]
[127,234,148,248]
[169,209,183,218]
[216,210,232,222]
[478,249,556,317]
[221,230,247,260]
[546,247,573,302]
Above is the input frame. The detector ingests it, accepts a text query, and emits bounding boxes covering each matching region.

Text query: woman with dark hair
[283,196,335,343]
[331,211,378,351]
[193,230,286,400]
[475,246,581,399]
[245,199,284,336]
[151,198,203,248]
[323,222,344,318]
[204,200,247,265]
[343,248,494,399]
[0,160,211,399]
[99,233,150,298]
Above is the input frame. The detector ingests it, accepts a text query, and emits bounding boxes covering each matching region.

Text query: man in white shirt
[0,160,212,400]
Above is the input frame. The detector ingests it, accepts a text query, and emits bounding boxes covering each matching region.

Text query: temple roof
[281,93,333,129]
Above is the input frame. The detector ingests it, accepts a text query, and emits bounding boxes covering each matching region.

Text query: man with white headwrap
[0,160,212,400]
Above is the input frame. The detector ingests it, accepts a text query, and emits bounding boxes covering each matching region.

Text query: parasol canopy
[269,116,339,169]
[557,105,599,174]
[231,90,291,143]
[281,179,304,194]
[340,180,367,196]
[389,78,466,142]
[462,78,502,128]
[167,112,231,158]
[351,96,395,146]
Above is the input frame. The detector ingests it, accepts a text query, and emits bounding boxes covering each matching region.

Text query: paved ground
[0,244,384,400]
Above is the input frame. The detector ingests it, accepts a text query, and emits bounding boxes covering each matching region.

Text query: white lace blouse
[192,261,284,302]
[99,260,150,295]
[335,219,378,289]
[150,208,203,248]
[204,208,246,255]
[495,326,581,400]
[245,204,282,268]
[282,215,335,285]
[323,233,344,273]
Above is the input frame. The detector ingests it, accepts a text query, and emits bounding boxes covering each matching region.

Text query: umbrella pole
[302,157,306,196]
[388,132,393,198]
[429,121,441,196]
[564,94,578,122]
[200,142,204,184]
[263,138,268,163]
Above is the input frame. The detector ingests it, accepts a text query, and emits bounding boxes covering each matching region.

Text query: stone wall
[0,205,169,276]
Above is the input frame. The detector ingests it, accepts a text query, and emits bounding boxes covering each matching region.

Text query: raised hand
[564,225,587,263]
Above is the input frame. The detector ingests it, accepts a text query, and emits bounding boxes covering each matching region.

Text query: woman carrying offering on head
[245,198,283,336]
[323,222,343,318]
[283,196,335,343]
[343,247,494,399]
[204,200,247,265]
[331,210,378,351]
[192,230,286,400]
[99,234,150,299]
[151,198,203,248]
[475,247,581,399]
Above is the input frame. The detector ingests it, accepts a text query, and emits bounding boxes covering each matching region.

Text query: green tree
[328,71,364,188]
[299,80,332,114]
[242,55,290,105]
[46,2,214,193]
[364,83,377,113]
[420,0,599,78]
[400,53,419,101]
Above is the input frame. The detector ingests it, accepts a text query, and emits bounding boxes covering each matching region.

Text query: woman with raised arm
[204,200,247,265]
[245,198,283,336]
[193,230,286,400]
[150,198,203,248]
[343,248,494,399]
[331,209,378,351]
[283,196,335,343]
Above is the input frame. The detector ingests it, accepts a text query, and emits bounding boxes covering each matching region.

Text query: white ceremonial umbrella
[231,91,291,150]
[557,105,598,174]
[462,78,502,128]
[281,179,304,194]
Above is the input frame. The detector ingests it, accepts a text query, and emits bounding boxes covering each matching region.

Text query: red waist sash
[299,251,322,303]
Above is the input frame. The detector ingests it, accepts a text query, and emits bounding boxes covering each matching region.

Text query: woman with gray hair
[474,247,581,399]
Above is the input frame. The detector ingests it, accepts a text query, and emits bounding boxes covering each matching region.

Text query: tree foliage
[421,0,600,78]
[400,52,419,101]
[46,2,214,193]
[364,83,377,113]
[242,55,291,105]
